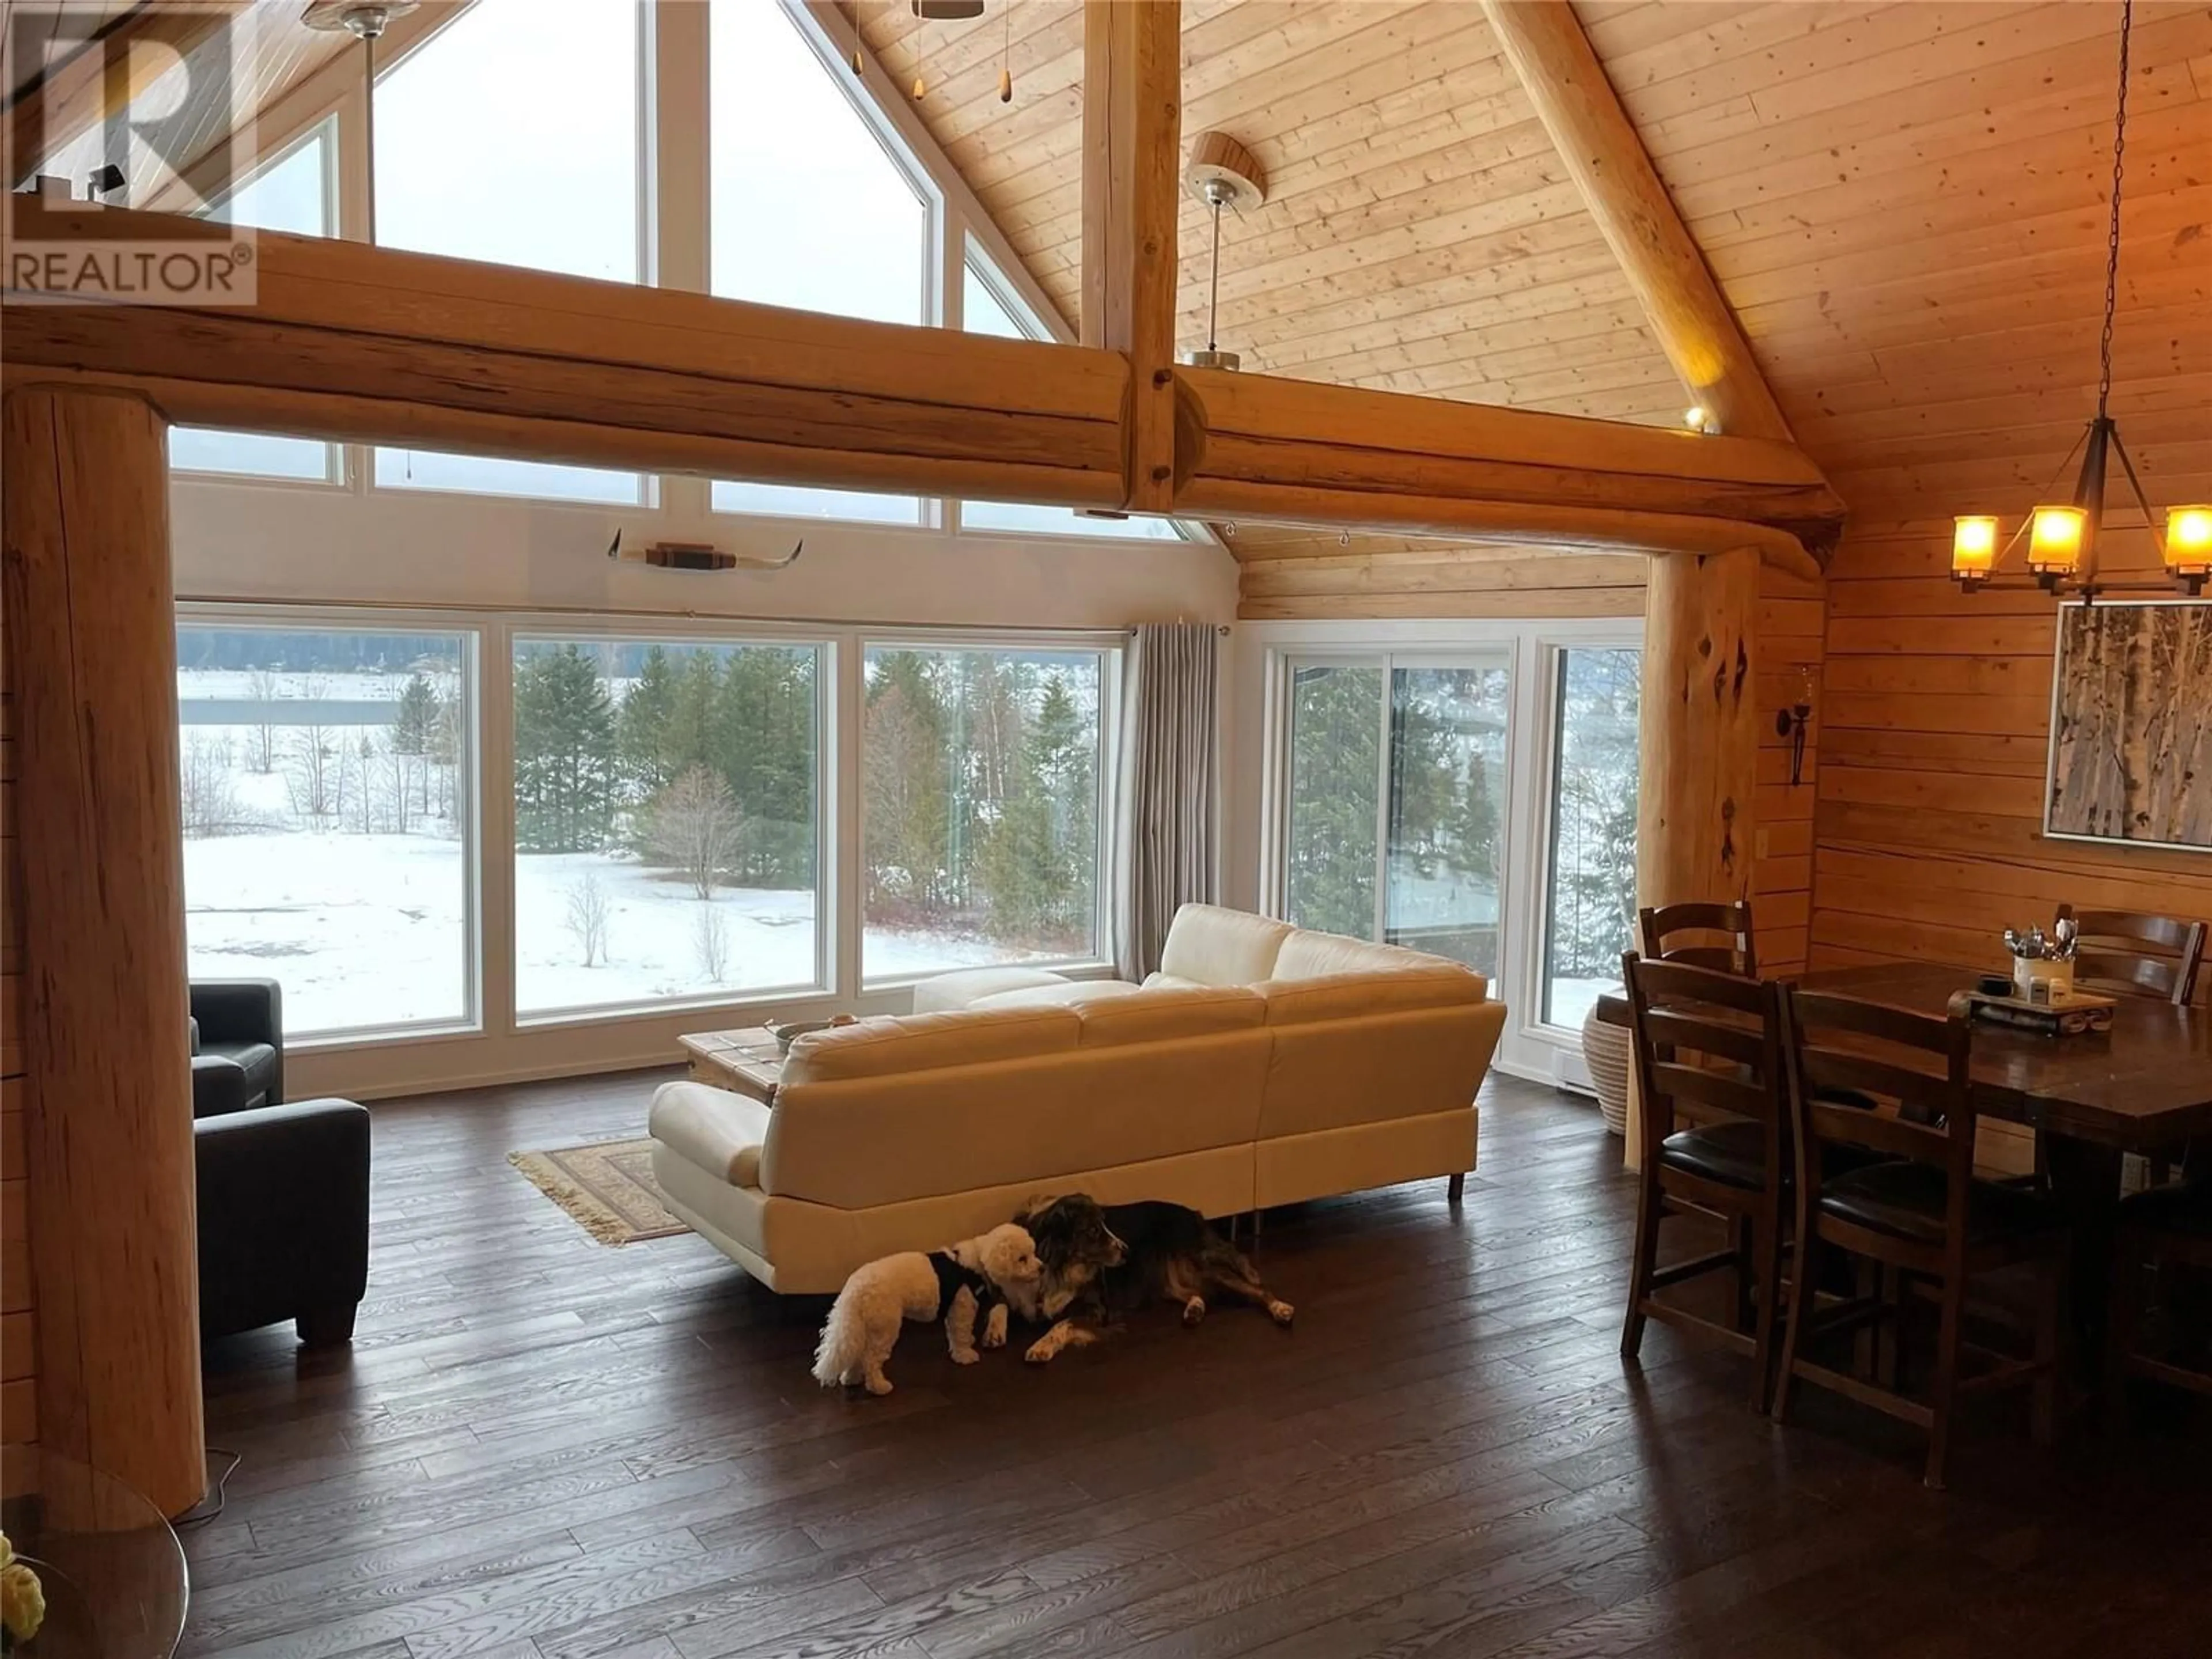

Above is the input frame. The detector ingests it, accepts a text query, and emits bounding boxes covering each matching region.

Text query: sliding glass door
[1266,624,1642,1082]
[1539,647,1642,1030]
[1283,655,1510,975]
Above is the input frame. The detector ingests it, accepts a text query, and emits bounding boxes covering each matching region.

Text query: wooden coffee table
[679,1026,785,1105]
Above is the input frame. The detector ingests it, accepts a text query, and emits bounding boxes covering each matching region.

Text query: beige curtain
[1114,623,1219,980]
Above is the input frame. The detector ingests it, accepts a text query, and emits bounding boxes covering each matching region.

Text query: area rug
[509,1138,691,1245]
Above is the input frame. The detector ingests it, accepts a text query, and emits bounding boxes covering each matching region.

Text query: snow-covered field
[178,679,1051,1033]
[187,829,1048,1033]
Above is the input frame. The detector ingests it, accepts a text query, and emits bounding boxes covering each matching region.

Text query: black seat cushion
[205,1039,278,1105]
[1819,1161,2064,1246]
[2119,1179,2212,1237]
[1659,1120,1770,1189]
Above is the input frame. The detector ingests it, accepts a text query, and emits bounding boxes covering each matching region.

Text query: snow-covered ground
[189,828,1056,1035]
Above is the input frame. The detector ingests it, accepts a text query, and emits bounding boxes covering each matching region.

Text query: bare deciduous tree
[565,871,611,968]
[695,904,730,984]
[247,668,280,774]
[647,764,743,900]
[180,734,247,837]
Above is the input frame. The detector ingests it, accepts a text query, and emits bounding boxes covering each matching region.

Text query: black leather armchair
[196,1097,371,1346]
[190,979,284,1110]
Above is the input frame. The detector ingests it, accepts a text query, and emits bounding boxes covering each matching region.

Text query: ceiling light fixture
[302,0,418,245]
[1950,0,2205,600]
[1181,131,1265,372]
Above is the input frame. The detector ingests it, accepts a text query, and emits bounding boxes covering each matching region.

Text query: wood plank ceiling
[860,0,2211,571]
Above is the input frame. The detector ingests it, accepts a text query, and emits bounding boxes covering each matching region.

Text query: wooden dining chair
[1773,989,2070,1488]
[1639,900,1758,978]
[1620,953,1790,1410]
[2106,1180,2212,1422]
[2061,907,2207,1006]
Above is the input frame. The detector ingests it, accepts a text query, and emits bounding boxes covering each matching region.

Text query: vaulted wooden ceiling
[860,0,2212,556]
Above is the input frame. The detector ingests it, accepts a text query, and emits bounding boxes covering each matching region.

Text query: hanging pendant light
[302,0,418,245]
[1950,0,2200,600]
[1180,131,1266,371]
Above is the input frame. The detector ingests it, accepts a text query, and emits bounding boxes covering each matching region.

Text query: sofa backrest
[1273,930,1479,984]
[763,998,1270,1210]
[1156,903,1294,987]
[975,980,1268,1046]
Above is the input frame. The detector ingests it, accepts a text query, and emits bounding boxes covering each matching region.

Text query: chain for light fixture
[1949,0,2210,600]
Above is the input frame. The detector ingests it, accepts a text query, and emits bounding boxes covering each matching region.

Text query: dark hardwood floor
[185,1071,2210,1659]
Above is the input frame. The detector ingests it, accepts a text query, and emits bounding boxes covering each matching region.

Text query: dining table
[1597,957,2212,1379]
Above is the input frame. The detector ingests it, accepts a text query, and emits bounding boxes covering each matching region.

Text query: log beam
[1,385,204,1516]
[1480,0,1798,449]
[1177,366,1840,573]
[1,199,1843,563]
[1081,0,1181,514]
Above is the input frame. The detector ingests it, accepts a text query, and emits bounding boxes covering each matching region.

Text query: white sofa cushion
[649,1079,770,1187]
[911,965,1069,1013]
[782,1004,1081,1083]
[1157,904,1294,987]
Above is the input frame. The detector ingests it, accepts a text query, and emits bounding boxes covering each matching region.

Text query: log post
[1,385,204,1515]
[1627,546,1760,1166]
[1081,0,1181,514]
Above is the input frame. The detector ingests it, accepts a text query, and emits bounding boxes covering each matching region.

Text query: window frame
[173,601,486,1047]
[856,629,1125,990]
[504,619,839,1027]
[1532,641,1646,1040]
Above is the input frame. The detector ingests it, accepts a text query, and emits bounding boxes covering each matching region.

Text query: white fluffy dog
[812,1224,1041,1396]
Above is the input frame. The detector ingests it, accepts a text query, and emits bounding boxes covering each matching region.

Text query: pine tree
[1285,664,1381,939]
[514,645,619,853]
[392,671,439,756]
[863,652,950,914]
[978,675,1095,948]
[619,645,679,797]
[712,646,817,889]
[1449,759,1499,881]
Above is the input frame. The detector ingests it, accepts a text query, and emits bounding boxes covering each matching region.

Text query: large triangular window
[709,0,929,525]
[370,0,646,505]
[171,123,339,482]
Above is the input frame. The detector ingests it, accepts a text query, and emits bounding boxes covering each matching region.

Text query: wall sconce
[1775,666,1814,787]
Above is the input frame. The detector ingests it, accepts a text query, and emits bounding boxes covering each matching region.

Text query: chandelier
[1950,0,2210,599]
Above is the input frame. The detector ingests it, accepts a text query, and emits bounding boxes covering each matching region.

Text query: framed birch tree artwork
[2047,601,2212,851]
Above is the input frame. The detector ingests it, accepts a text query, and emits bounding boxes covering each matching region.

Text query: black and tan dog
[1013,1195,1294,1363]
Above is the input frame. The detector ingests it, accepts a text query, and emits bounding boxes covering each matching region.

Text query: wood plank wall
[1236,548,1824,979]
[0,582,32,1457]
[1810,520,2212,980]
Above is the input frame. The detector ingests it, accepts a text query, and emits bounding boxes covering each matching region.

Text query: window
[709,0,927,525]
[510,636,825,1018]
[176,620,475,1037]
[1540,647,1641,1030]
[1283,657,1508,974]
[372,0,645,505]
[957,255,1184,542]
[863,644,1109,980]
[171,124,338,482]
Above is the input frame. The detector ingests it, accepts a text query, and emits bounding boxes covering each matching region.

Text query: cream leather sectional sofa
[649,905,1507,1292]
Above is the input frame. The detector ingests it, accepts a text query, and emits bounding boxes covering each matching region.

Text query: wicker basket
[1581,1003,1632,1138]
